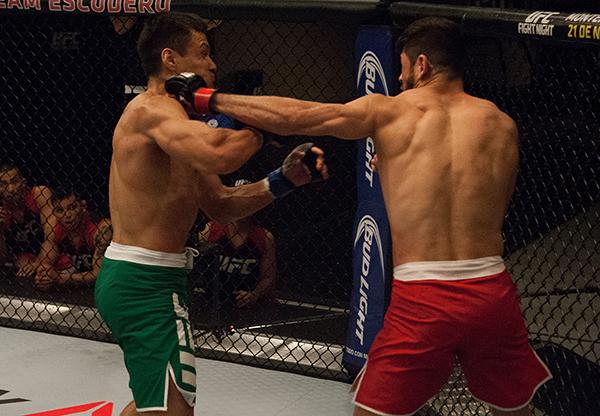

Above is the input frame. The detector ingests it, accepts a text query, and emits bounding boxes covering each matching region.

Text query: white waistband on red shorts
[393,256,506,282]
[105,241,198,269]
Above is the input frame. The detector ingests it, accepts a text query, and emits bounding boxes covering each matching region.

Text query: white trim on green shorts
[106,242,188,268]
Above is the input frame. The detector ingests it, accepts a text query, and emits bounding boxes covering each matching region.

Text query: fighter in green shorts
[100,12,328,415]
[95,244,198,411]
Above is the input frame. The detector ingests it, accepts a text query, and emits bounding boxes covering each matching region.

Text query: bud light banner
[343,26,396,375]
[344,204,391,367]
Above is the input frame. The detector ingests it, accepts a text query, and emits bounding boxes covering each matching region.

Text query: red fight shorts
[353,256,552,416]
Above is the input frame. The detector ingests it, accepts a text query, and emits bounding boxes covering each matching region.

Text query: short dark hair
[137,12,208,77]
[396,17,466,79]
[0,164,20,175]
[51,187,81,205]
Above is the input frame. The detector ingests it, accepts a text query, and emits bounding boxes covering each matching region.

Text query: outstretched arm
[212,94,382,140]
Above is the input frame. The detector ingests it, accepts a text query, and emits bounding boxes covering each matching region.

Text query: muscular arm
[144,96,262,174]
[58,220,112,285]
[199,175,274,225]
[212,94,382,140]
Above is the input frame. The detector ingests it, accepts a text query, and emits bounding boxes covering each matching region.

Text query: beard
[402,72,416,91]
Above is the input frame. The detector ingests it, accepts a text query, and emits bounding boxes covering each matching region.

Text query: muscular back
[374,87,518,265]
[110,93,201,252]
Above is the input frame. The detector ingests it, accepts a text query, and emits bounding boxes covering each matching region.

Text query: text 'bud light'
[353,215,385,345]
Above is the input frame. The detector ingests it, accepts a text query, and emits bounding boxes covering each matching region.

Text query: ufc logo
[525,11,560,24]
[51,32,81,50]
[219,256,257,275]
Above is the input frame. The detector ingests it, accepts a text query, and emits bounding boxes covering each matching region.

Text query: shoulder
[126,94,188,128]
[360,93,398,111]
[363,93,390,104]
[468,96,517,135]
[30,186,52,207]
[393,90,428,113]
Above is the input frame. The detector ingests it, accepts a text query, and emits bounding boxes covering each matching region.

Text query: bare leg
[353,406,379,416]
[490,405,532,416]
[120,401,137,416]
[120,377,193,416]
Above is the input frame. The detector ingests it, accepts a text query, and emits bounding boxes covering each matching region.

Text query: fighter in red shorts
[35,189,112,289]
[175,16,553,416]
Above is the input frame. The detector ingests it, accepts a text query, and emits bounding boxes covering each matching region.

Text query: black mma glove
[266,143,325,199]
[165,72,218,115]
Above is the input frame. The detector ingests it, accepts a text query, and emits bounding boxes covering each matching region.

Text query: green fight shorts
[95,251,196,411]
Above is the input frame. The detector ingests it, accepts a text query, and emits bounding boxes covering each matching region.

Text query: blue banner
[343,25,396,375]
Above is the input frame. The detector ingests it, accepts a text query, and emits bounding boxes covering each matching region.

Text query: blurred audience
[0,164,57,277]
[35,189,112,290]
[198,180,277,308]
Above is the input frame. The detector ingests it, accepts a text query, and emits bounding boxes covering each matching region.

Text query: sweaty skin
[106,27,328,416]
[110,31,326,255]
[211,53,518,267]
[109,31,269,253]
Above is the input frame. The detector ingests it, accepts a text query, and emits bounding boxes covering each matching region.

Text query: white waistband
[393,256,506,282]
[105,242,198,269]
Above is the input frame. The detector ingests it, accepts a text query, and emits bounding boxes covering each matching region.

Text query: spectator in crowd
[34,189,112,290]
[198,180,277,308]
[0,164,56,277]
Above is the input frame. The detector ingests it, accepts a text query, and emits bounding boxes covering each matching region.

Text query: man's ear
[161,48,177,72]
[415,54,433,80]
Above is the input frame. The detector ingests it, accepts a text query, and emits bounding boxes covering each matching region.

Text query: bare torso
[110,93,202,252]
[373,85,518,266]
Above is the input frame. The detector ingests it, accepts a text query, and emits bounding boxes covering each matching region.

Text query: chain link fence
[472,37,599,416]
[1,2,599,415]
[389,8,600,415]
[0,10,360,380]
